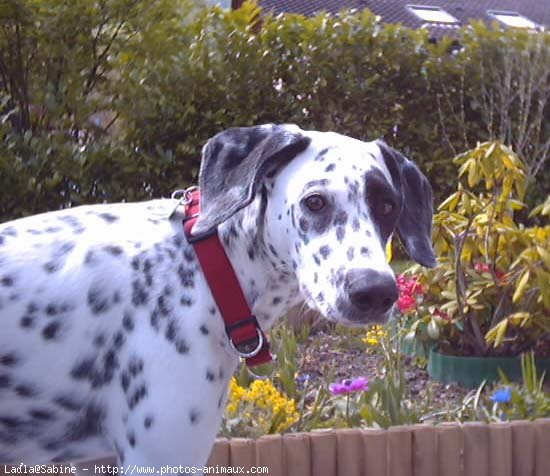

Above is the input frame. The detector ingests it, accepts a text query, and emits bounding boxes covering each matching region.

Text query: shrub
[2,2,549,221]
[412,142,550,357]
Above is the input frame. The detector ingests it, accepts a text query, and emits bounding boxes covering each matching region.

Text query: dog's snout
[345,269,398,313]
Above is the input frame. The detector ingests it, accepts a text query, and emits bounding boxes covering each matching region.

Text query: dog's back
[0,200,226,464]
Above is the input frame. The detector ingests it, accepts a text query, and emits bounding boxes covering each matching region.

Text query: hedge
[1,1,549,221]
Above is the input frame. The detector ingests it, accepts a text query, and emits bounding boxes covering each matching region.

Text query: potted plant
[407,142,550,387]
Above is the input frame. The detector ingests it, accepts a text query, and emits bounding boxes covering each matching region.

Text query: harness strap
[181,189,272,367]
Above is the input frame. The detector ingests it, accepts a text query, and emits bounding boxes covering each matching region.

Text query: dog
[0,124,436,470]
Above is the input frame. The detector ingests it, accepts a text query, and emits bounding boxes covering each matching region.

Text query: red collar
[180,188,272,367]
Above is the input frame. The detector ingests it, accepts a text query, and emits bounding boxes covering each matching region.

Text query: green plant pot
[428,348,550,389]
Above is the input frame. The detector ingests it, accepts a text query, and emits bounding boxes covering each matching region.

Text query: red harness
[181,188,272,367]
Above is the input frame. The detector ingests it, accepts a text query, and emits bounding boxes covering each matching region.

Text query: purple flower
[491,387,512,404]
[329,377,369,395]
[296,374,311,384]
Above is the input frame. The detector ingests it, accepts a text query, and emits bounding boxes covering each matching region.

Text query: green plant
[413,142,550,357]
[437,352,550,423]
[3,4,549,222]
[359,320,424,428]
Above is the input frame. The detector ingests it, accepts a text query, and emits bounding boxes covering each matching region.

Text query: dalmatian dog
[0,124,436,470]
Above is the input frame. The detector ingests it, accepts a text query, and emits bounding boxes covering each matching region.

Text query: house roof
[259,0,550,31]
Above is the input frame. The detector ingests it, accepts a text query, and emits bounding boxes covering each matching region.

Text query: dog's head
[192,124,436,325]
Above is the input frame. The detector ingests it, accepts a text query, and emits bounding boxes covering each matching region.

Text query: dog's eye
[381,200,395,216]
[304,194,326,212]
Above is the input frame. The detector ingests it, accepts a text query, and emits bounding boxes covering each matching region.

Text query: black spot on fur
[93,333,106,348]
[319,245,331,260]
[299,217,310,232]
[325,163,336,172]
[128,357,143,377]
[131,280,149,306]
[165,320,177,342]
[352,218,360,231]
[272,296,282,305]
[114,332,125,348]
[65,402,105,442]
[105,245,123,256]
[2,227,17,237]
[0,374,11,389]
[122,312,134,332]
[189,409,200,425]
[312,254,321,266]
[98,213,119,223]
[84,251,97,265]
[0,415,20,428]
[71,357,96,380]
[360,247,370,257]
[87,285,114,314]
[150,310,160,330]
[175,338,190,355]
[200,324,209,335]
[127,432,136,447]
[15,384,37,398]
[144,416,153,429]
[347,247,355,260]
[180,295,193,307]
[334,211,348,226]
[42,321,62,340]
[177,266,194,288]
[313,272,318,284]
[20,316,35,329]
[120,372,130,393]
[314,148,330,162]
[43,262,60,273]
[0,353,19,366]
[336,226,345,242]
[54,395,83,412]
[128,385,147,410]
[1,276,14,287]
[29,408,55,421]
[206,370,215,382]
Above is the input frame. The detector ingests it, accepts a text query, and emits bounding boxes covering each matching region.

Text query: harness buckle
[229,328,264,359]
[226,316,265,359]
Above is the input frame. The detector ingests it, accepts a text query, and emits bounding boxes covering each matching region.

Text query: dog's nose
[345,269,398,313]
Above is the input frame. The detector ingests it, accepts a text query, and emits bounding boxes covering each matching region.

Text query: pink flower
[474,262,491,273]
[329,377,369,395]
[397,294,417,313]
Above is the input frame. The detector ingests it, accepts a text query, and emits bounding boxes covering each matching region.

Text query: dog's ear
[377,140,437,268]
[192,125,311,235]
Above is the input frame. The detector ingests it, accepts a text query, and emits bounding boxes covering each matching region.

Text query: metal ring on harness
[229,328,264,359]
[171,186,199,205]
[245,354,277,380]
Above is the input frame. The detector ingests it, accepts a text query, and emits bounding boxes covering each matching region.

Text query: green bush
[1,1,549,221]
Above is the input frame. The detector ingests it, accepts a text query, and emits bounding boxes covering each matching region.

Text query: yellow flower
[224,377,299,435]
[362,325,387,346]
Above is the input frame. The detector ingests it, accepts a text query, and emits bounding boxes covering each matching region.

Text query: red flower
[433,308,451,320]
[398,294,417,313]
[474,262,505,281]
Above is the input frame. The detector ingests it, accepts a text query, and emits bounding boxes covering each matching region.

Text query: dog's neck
[216,198,303,331]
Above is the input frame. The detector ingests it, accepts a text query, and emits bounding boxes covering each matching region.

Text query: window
[407,5,459,23]
[488,11,537,28]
